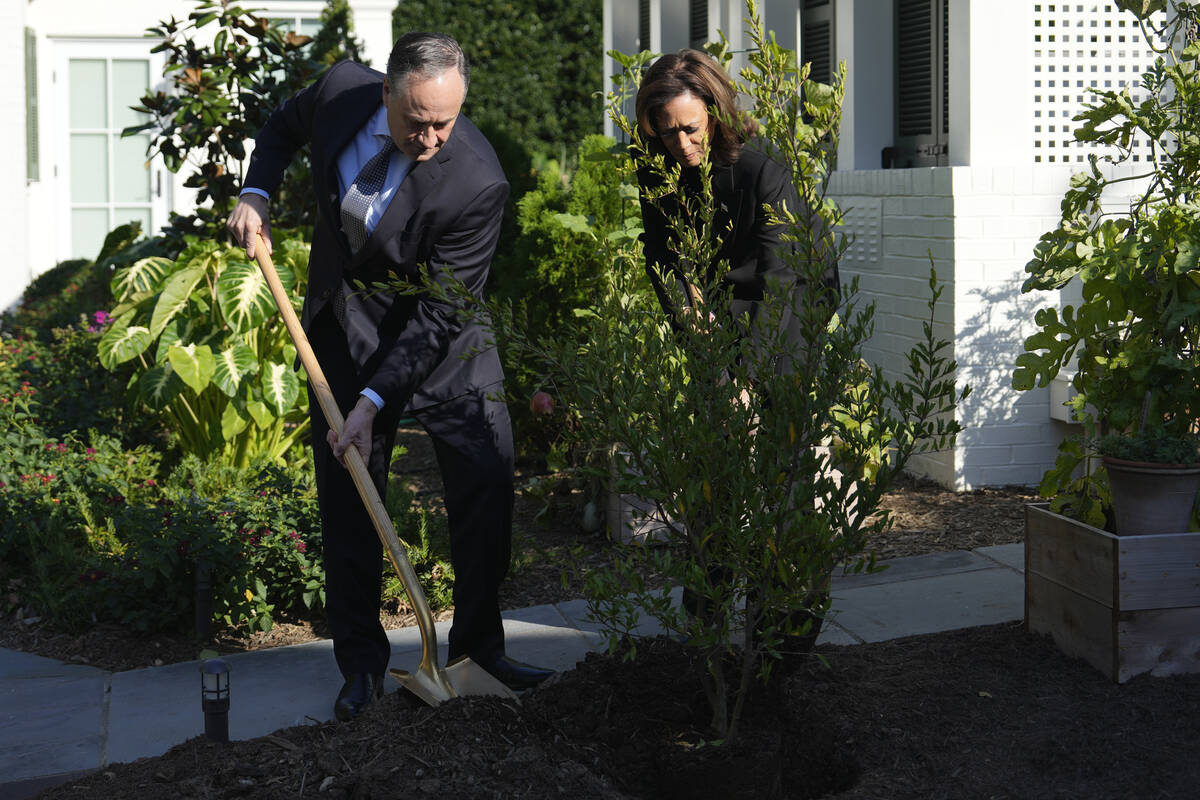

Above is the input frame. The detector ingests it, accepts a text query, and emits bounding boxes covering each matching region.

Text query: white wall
[833,163,1149,489]
[1,0,29,312]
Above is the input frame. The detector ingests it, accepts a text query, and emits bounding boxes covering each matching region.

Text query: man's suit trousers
[307,306,514,678]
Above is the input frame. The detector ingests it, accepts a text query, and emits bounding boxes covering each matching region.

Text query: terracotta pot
[1102,456,1200,535]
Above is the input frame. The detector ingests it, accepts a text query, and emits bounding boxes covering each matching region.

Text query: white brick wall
[831,162,1149,489]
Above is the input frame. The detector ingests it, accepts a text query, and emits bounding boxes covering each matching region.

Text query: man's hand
[227,194,274,259]
[328,396,379,469]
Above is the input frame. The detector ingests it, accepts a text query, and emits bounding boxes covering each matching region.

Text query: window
[269,16,323,39]
[891,0,949,167]
[801,0,835,86]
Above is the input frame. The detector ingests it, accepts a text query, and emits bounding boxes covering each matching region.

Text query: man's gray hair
[386,32,470,95]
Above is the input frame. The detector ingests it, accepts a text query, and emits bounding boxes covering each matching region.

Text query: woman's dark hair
[635,49,750,165]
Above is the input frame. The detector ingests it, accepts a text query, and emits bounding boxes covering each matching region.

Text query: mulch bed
[35,623,1200,799]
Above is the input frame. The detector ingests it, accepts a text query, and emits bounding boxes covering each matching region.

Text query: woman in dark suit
[632,48,839,657]
[634,48,839,362]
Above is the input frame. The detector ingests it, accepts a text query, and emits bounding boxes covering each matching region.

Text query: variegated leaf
[110,256,173,301]
[167,343,215,395]
[138,364,182,411]
[216,261,277,333]
[260,361,299,416]
[97,310,153,369]
[156,316,206,366]
[212,344,259,397]
[150,263,208,338]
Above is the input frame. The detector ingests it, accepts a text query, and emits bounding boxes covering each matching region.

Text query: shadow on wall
[953,281,1066,488]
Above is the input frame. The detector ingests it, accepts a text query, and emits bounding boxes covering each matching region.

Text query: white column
[351,0,398,68]
[1,0,29,309]
[954,0,1033,167]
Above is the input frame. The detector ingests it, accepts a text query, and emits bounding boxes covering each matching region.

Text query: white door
[53,39,168,262]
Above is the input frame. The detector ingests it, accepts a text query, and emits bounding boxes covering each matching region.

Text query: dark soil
[35,623,1200,799]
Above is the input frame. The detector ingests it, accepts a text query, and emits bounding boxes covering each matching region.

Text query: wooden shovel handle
[252,236,442,673]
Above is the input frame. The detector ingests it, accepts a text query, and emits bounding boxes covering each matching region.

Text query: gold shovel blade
[389,655,518,706]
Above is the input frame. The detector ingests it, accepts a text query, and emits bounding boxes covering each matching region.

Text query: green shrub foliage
[491,2,968,744]
[389,0,603,181]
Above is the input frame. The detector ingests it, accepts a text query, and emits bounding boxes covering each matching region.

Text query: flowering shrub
[1,330,325,634]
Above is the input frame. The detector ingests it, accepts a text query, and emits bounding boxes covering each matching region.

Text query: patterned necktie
[340,138,398,254]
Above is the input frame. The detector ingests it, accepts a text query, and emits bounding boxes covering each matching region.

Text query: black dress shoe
[334,672,384,721]
[477,654,555,690]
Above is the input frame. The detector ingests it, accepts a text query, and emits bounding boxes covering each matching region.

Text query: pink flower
[93,310,112,326]
[296,541,307,553]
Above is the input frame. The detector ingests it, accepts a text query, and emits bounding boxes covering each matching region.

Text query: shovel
[252,235,517,706]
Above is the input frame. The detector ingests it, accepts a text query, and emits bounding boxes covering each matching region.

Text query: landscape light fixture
[199,658,231,742]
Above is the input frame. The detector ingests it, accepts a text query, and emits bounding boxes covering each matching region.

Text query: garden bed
[0,428,1036,673]
[34,622,1200,799]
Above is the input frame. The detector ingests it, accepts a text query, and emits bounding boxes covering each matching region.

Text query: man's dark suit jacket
[637,145,839,366]
[245,60,509,410]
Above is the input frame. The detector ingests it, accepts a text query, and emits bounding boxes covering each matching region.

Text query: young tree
[493,1,968,743]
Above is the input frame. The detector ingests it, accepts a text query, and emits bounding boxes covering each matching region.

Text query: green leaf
[216,260,279,333]
[260,362,299,416]
[156,316,206,366]
[111,256,173,300]
[212,344,259,397]
[97,310,153,369]
[246,399,273,429]
[221,400,250,439]
[167,343,216,394]
[138,364,183,410]
[150,263,207,338]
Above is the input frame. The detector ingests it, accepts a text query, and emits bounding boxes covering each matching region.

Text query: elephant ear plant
[489,0,968,745]
[98,236,312,467]
[1013,0,1200,527]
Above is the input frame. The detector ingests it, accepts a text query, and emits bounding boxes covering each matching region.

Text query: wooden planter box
[1025,503,1200,682]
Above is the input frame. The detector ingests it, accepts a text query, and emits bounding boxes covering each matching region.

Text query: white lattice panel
[1031,3,1167,164]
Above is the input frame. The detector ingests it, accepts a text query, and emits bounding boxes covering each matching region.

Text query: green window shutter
[25,27,39,183]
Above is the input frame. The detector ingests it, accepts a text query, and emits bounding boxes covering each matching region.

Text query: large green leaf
[221,400,250,439]
[138,364,183,411]
[260,361,299,416]
[212,343,260,397]
[167,343,216,395]
[156,316,210,366]
[111,256,173,301]
[150,262,208,338]
[216,261,280,333]
[247,398,273,429]
[97,310,153,369]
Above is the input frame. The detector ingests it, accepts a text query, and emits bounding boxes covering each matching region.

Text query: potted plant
[1098,427,1200,535]
[1013,0,1200,534]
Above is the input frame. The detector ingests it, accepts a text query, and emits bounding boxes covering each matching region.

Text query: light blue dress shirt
[241,104,412,412]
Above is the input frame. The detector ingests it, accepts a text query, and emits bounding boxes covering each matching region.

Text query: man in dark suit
[227,32,552,721]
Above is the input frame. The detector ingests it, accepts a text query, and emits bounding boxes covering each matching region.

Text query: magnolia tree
[485,1,969,744]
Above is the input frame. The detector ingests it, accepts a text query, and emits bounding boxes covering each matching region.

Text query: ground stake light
[200,658,230,742]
